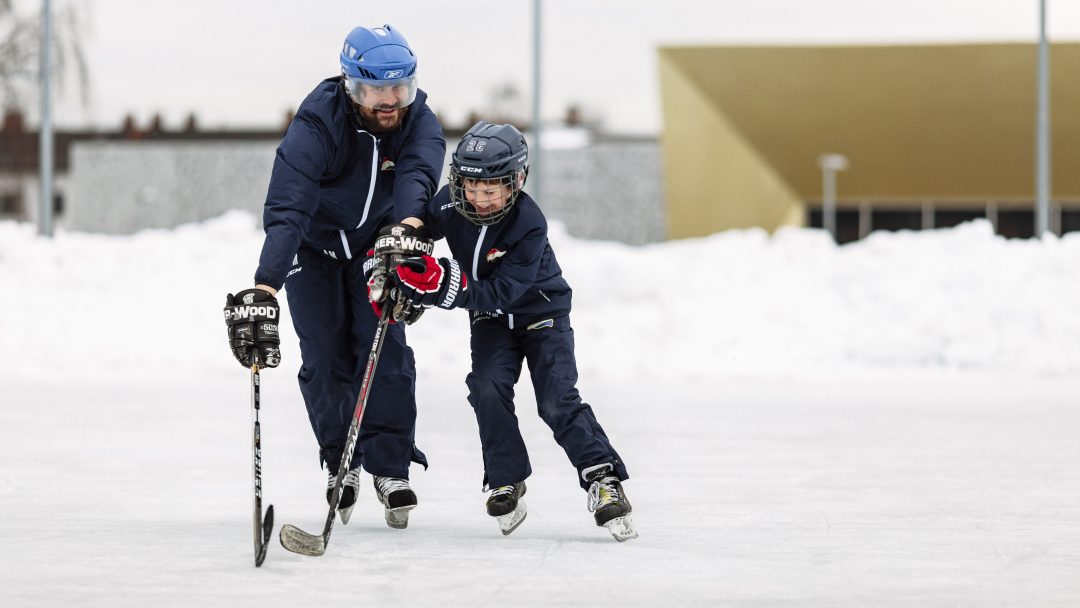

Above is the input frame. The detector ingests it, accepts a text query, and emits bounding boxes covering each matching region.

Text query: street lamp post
[1035,0,1051,236]
[530,0,542,203]
[818,153,849,241]
[39,0,54,237]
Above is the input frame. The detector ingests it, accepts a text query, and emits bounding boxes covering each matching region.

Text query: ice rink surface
[2,369,1077,607]
[1,215,1078,605]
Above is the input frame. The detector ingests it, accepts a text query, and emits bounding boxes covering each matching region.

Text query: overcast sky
[27,0,1080,134]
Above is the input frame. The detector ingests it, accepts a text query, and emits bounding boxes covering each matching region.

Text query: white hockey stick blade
[279,524,327,556]
[603,515,639,542]
[496,499,527,536]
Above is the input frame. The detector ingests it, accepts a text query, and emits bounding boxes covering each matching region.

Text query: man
[223,24,444,529]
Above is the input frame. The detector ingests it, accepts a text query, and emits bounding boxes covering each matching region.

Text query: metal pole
[1035,0,1051,236]
[822,168,836,239]
[39,0,54,237]
[818,154,848,242]
[858,201,872,239]
[530,0,542,202]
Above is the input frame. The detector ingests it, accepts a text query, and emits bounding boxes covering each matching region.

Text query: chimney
[122,114,143,139]
[2,109,25,135]
[564,105,582,127]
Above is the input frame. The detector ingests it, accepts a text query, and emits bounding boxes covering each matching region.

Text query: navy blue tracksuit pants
[466,314,628,490]
[285,248,426,477]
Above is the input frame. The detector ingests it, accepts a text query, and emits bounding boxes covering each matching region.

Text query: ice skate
[486,482,527,536]
[373,476,417,529]
[326,467,363,525]
[583,464,638,542]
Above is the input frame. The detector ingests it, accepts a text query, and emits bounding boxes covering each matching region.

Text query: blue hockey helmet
[340,24,417,109]
[449,121,530,226]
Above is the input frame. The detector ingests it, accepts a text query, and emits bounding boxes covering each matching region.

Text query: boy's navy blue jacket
[255,77,445,290]
[424,187,572,325]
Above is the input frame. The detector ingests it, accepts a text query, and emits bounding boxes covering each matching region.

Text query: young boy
[384,121,637,541]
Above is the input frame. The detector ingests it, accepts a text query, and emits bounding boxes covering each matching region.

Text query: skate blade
[338,504,355,525]
[279,524,327,556]
[384,505,415,530]
[495,500,527,536]
[603,515,639,542]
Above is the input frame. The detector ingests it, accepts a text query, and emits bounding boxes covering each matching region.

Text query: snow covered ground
[1,213,1078,606]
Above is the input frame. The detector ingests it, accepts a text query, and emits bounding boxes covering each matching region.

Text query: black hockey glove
[365,223,434,325]
[224,288,281,368]
[394,255,468,310]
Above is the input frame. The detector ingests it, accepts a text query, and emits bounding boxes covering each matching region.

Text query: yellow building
[659,43,1080,241]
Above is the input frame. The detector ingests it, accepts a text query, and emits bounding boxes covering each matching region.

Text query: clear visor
[343,74,418,110]
[449,172,524,226]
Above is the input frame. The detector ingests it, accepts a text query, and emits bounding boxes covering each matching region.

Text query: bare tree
[0,0,89,117]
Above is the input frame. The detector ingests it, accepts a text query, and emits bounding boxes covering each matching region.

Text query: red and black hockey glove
[394,255,468,310]
[364,224,435,324]
[363,249,424,324]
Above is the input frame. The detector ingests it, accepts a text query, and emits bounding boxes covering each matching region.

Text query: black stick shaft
[252,359,270,566]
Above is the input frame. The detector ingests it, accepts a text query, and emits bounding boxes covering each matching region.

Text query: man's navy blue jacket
[255,77,445,290]
[424,187,572,327]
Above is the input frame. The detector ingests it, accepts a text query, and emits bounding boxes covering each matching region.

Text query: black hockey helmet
[449,121,529,225]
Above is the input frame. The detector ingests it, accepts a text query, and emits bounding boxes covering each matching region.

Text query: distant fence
[67,142,275,234]
[67,138,664,244]
[533,140,665,245]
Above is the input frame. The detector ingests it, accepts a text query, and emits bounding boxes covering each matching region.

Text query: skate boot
[326,467,363,525]
[583,464,638,542]
[373,476,417,529]
[486,482,527,536]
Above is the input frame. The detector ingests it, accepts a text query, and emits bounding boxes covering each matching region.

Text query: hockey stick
[251,359,274,567]
[279,306,393,556]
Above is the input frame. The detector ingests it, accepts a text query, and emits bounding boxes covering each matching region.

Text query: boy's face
[462,178,513,219]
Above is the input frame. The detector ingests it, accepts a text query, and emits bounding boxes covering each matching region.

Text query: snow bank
[1,213,1076,379]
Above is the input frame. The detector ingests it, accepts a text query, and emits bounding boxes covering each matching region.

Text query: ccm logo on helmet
[458,165,483,173]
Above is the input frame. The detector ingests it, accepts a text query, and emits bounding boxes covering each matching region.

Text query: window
[1060,209,1080,235]
[0,192,21,216]
[871,209,922,232]
[807,208,860,244]
[997,211,1034,239]
[935,210,983,229]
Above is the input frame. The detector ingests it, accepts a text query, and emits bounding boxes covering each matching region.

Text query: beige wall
[659,52,803,239]
[660,43,1080,238]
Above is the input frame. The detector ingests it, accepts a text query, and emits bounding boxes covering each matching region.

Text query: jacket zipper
[471,225,487,279]
[470,225,511,327]
[336,130,380,260]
